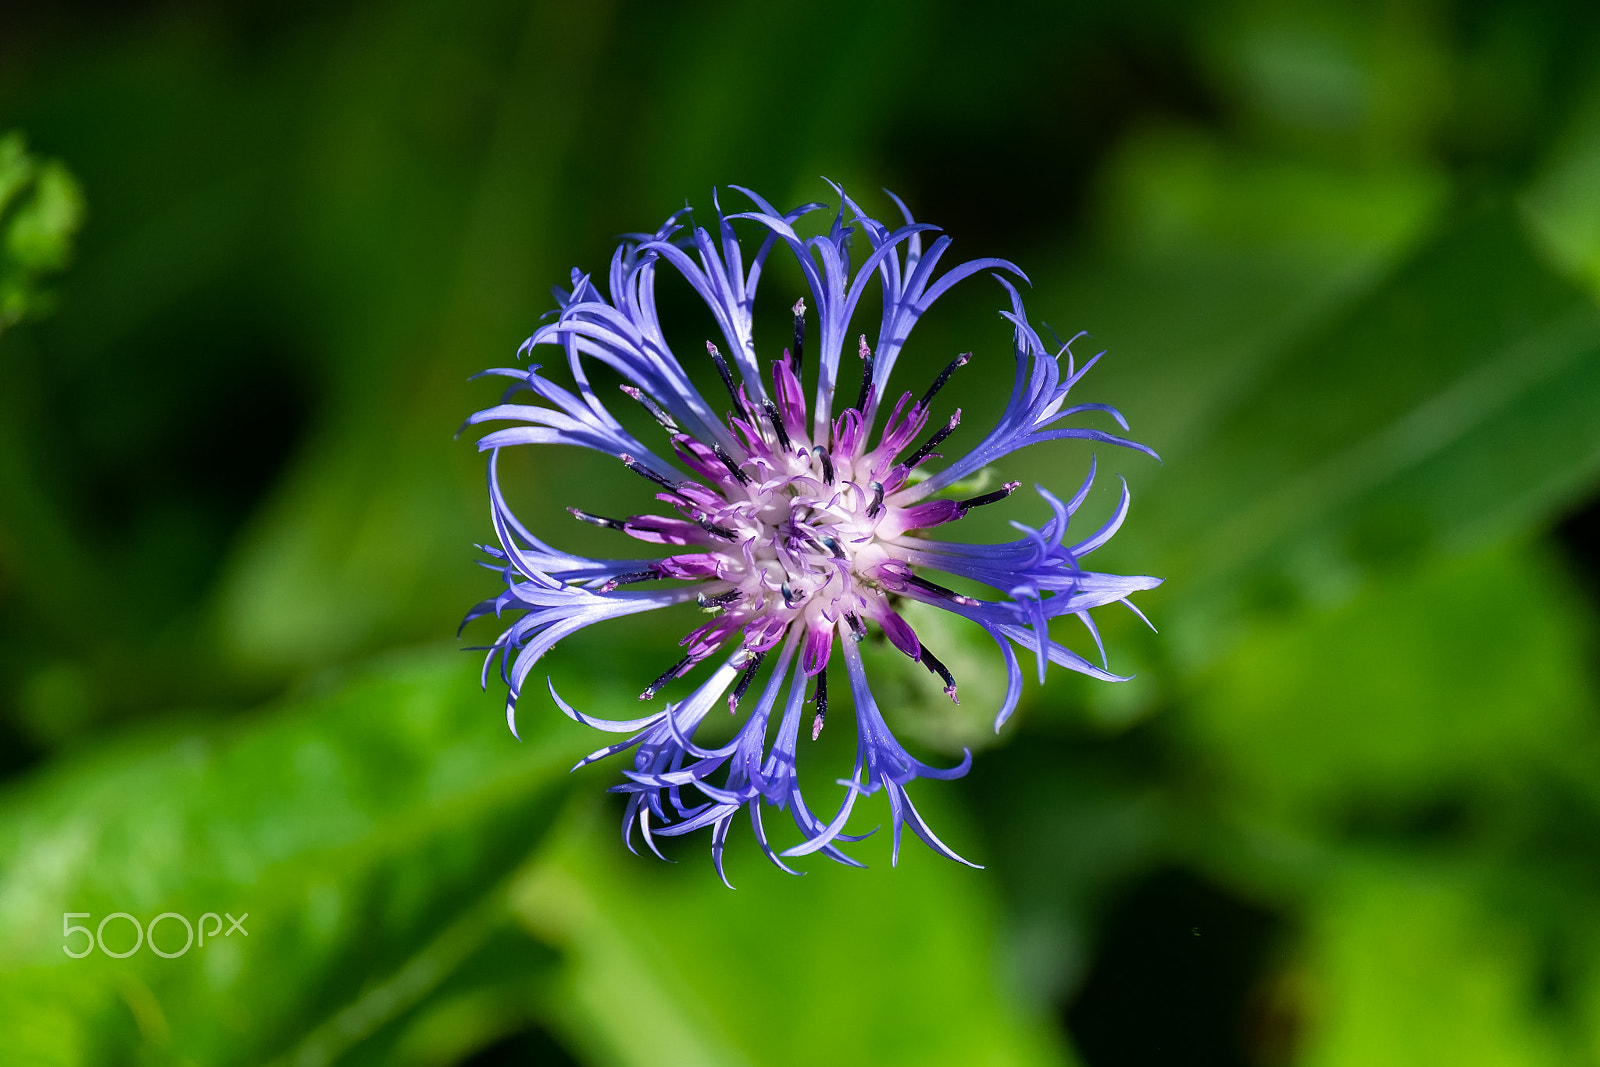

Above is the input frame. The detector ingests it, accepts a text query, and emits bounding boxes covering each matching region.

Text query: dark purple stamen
[791,298,806,374]
[619,384,678,433]
[906,410,961,470]
[568,507,626,530]
[600,568,661,592]
[705,340,745,414]
[710,441,752,486]
[780,583,798,608]
[640,655,694,700]
[813,446,834,484]
[727,649,768,713]
[904,573,980,606]
[959,481,1022,511]
[918,351,971,411]
[820,535,846,559]
[619,454,684,497]
[811,667,828,740]
[865,481,885,520]
[696,588,741,608]
[918,646,960,703]
[854,335,875,413]
[763,399,793,453]
[845,613,867,641]
[694,516,739,541]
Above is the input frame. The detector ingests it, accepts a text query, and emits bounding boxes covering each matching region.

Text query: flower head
[462,186,1160,881]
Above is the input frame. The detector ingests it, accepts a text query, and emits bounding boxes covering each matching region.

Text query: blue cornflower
[462,186,1160,880]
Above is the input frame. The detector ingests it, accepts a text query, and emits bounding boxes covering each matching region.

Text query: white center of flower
[708,447,893,635]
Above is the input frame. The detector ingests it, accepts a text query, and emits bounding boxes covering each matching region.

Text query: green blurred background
[5,0,1600,1063]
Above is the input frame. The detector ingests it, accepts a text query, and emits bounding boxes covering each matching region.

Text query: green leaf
[513,795,1074,1067]
[1185,542,1598,825]
[0,647,593,1065]
[1294,861,1568,1067]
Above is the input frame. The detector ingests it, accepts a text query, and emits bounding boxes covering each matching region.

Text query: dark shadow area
[0,715,45,779]
[41,280,314,615]
[883,13,1221,255]
[1066,867,1289,1067]
[1336,788,1477,847]
[458,1025,580,1067]
[1555,490,1600,602]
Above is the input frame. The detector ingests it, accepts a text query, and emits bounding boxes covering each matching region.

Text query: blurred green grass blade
[0,648,592,1065]
[1179,206,1596,555]
[1521,70,1600,299]
[214,0,618,677]
[1045,124,1449,463]
[1097,207,1600,669]
[268,878,541,1067]
[513,798,1074,1067]
[1175,209,1600,572]
[999,144,1600,722]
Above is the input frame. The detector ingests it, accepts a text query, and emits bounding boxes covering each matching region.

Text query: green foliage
[5,0,1600,1063]
[515,799,1065,1067]
[0,650,586,1064]
[0,132,84,332]
[1190,544,1596,823]
[1297,864,1569,1067]
[0,650,1065,1066]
